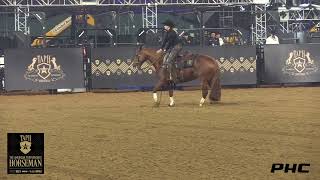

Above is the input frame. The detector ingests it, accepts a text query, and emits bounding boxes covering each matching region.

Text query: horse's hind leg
[209,71,221,103]
[199,80,209,107]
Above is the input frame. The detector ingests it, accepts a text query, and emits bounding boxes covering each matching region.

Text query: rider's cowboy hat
[162,20,175,28]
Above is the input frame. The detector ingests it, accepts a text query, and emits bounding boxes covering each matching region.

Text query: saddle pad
[176,55,196,69]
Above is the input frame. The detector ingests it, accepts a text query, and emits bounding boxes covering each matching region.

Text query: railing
[0,0,257,7]
[137,27,247,46]
[25,26,248,48]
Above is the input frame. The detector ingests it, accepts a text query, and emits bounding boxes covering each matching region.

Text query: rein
[139,53,164,72]
[139,60,157,71]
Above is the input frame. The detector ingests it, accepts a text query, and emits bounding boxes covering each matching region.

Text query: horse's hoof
[210,101,219,104]
[168,103,175,107]
[153,102,160,107]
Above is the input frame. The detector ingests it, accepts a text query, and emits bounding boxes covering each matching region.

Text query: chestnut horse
[132,47,221,107]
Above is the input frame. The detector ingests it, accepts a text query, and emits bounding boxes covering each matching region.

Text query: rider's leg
[162,52,171,80]
[166,50,175,80]
[168,45,182,81]
[163,52,170,67]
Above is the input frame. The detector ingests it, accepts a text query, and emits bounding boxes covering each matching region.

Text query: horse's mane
[142,47,156,55]
[142,47,163,62]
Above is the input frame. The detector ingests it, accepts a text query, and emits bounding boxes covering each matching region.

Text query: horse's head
[132,46,163,71]
[132,45,148,69]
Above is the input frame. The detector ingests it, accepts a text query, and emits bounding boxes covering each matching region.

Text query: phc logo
[282,50,318,76]
[24,55,65,82]
[271,163,310,173]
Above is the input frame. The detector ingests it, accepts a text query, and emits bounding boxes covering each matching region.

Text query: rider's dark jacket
[161,29,180,51]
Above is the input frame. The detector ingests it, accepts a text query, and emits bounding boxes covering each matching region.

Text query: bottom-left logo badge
[7,133,44,174]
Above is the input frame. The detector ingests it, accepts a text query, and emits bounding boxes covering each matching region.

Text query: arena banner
[91,47,156,89]
[5,48,84,91]
[264,44,320,84]
[91,46,257,89]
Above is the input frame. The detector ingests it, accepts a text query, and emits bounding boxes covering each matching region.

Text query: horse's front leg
[168,82,175,107]
[152,80,166,106]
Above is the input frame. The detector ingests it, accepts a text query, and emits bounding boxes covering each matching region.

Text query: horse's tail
[209,69,221,102]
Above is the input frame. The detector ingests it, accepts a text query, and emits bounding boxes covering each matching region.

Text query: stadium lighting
[78,31,85,38]
[80,0,97,5]
[240,6,245,12]
[104,30,113,37]
[179,31,185,37]
[252,0,270,4]
[35,14,42,20]
[138,30,145,37]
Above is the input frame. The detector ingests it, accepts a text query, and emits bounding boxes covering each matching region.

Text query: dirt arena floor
[0,87,319,180]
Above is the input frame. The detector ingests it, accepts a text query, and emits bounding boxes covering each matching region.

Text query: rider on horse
[156,20,182,82]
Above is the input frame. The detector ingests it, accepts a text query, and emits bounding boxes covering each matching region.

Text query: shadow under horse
[132,47,221,107]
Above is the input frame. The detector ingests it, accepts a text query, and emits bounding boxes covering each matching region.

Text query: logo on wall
[282,50,318,76]
[24,55,65,82]
[7,133,44,174]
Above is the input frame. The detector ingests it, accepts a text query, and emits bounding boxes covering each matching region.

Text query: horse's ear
[139,45,143,51]
[138,43,144,51]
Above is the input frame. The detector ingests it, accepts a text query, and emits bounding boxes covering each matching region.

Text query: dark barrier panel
[264,44,320,84]
[91,46,257,89]
[5,48,84,91]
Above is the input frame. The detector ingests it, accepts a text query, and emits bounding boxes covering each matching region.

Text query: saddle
[175,51,197,69]
[169,51,197,82]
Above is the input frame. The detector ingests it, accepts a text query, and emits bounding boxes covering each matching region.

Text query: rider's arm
[163,31,177,51]
[161,33,169,50]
